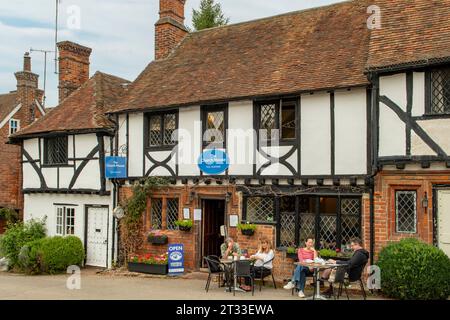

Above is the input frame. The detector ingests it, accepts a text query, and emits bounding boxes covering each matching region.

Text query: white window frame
[9,118,20,135]
[395,191,417,234]
[55,206,76,236]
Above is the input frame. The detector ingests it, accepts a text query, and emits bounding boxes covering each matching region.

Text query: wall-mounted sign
[105,156,127,179]
[168,244,184,275]
[183,208,190,220]
[194,209,202,221]
[197,149,229,175]
[229,215,238,228]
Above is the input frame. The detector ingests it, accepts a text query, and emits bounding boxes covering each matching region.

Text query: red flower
[336,248,341,253]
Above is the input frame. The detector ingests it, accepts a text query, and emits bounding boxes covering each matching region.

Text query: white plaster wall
[380,73,407,112]
[335,89,367,174]
[23,193,114,268]
[23,138,39,159]
[178,106,201,176]
[23,163,40,189]
[59,167,75,189]
[412,72,425,117]
[117,114,127,157]
[42,167,57,188]
[75,133,98,157]
[128,113,144,177]
[301,92,331,175]
[72,160,101,190]
[417,119,450,155]
[228,100,254,175]
[145,150,176,176]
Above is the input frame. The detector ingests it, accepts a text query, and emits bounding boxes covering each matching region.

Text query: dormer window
[256,99,298,142]
[9,119,20,135]
[428,66,450,115]
[44,136,68,165]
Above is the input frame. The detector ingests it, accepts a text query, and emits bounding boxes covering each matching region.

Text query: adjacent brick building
[0,53,45,231]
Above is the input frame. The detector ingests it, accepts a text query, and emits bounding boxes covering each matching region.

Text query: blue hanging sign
[105,156,127,179]
[168,244,185,275]
[198,149,229,175]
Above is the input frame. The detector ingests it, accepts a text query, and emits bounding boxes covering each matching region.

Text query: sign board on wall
[168,244,184,275]
[194,209,202,221]
[197,149,229,175]
[105,156,127,179]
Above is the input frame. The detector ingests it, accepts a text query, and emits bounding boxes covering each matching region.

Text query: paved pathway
[0,269,378,300]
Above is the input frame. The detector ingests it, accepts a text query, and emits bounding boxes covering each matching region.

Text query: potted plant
[318,248,337,260]
[175,219,193,232]
[147,231,168,245]
[286,247,298,260]
[128,253,168,275]
[237,223,257,236]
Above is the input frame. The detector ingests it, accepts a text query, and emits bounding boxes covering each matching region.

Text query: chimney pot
[23,52,31,72]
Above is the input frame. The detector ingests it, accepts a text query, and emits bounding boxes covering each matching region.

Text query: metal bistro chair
[234,260,254,296]
[203,255,226,292]
[253,257,277,291]
[332,263,367,300]
[291,266,316,296]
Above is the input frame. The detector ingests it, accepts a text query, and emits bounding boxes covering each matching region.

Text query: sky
[0,0,345,107]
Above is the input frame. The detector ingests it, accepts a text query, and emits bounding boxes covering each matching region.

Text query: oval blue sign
[198,149,229,175]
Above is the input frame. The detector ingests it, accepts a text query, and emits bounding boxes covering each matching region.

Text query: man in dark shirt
[322,237,369,296]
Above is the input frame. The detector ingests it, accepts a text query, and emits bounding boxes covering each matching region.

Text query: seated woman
[241,237,274,291]
[283,238,317,298]
[220,237,241,258]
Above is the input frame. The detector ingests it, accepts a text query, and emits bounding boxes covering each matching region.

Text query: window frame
[425,66,450,116]
[144,110,179,151]
[148,196,180,231]
[55,205,76,236]
[9,118,20,135]
[201,104,228,150]
[255,98,299,146]
[243,195,362,249]
[395,190,418,234]
[43,136,68,166]
[242,195,277,225]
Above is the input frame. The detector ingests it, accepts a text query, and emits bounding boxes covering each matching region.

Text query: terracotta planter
[241,229,255,236]
[128,262,168,275]
[148,236,168,245]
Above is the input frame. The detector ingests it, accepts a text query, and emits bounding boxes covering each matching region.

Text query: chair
[291,266,316,296]
[234,260,254,296]
[332,262,368,300]
[253,257,277,291]
[203,255,226,292]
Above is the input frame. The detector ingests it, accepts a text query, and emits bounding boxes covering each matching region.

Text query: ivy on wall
[119,177,170,264]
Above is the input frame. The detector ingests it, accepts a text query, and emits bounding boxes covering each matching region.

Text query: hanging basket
[241,229,255,236]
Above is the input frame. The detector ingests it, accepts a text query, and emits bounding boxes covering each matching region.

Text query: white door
[86,207,109,267]
[437,190,450,257]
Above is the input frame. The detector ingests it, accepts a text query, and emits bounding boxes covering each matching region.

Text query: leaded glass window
[281,103,296,139]
[166,198,179,230]
[44,136,68,165]
[395,191,417,233]
[279,197,296,247]
[147,112,177,148]
[245,197,274,223]
[259,102,277,140]
[341,198,361,246]
[204,110,225,146]
[430,67,450,114]
[151,198,163,230]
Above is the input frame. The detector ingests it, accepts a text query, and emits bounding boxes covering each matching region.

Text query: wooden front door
[202,199,225,260]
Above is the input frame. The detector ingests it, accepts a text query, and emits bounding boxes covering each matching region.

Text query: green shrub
[0,218,46,268]
[18,236,85,274]
[174,219,193,229]
[377,238,450,300]
[286,247,297,254]
[319,249,337,258]
[0,208,19,224]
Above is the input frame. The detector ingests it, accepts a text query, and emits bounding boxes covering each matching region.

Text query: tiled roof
[367,0,450,71]
[110,0,372,113]
[0,92,18,122]
[12,72,130,138]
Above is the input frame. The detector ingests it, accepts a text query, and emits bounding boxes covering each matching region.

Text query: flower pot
[128,262,168,275]
[241,229,255,236]
[178,226,192,232]
[148,236,168,245]
[287,252,298,260]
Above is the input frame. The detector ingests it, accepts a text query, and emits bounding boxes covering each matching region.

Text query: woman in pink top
[283,238,317,298]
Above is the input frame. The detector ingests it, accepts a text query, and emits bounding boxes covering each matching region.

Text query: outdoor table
[295,261,340,300]
[221,258,253,293]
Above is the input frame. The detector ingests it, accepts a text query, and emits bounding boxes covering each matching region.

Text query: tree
[192,0,229,31]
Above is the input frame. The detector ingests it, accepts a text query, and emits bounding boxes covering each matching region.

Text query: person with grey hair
[220,237,241,258]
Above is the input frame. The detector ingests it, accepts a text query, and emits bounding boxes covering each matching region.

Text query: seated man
[321,237,369,296]
[220,237,241,258]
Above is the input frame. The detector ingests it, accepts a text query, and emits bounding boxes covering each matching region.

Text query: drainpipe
[369,184,375,266]
[111,179,117,264]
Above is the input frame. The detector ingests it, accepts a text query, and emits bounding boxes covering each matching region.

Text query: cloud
[0,0,345,107]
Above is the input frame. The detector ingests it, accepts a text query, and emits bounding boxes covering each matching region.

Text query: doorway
[201,199,226,261]
[85,206,109,268]
[435,187,450,257]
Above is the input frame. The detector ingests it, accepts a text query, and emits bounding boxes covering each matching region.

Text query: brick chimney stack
[155,0,188,60]
[57,41,92,103]
[15,52,39,125]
